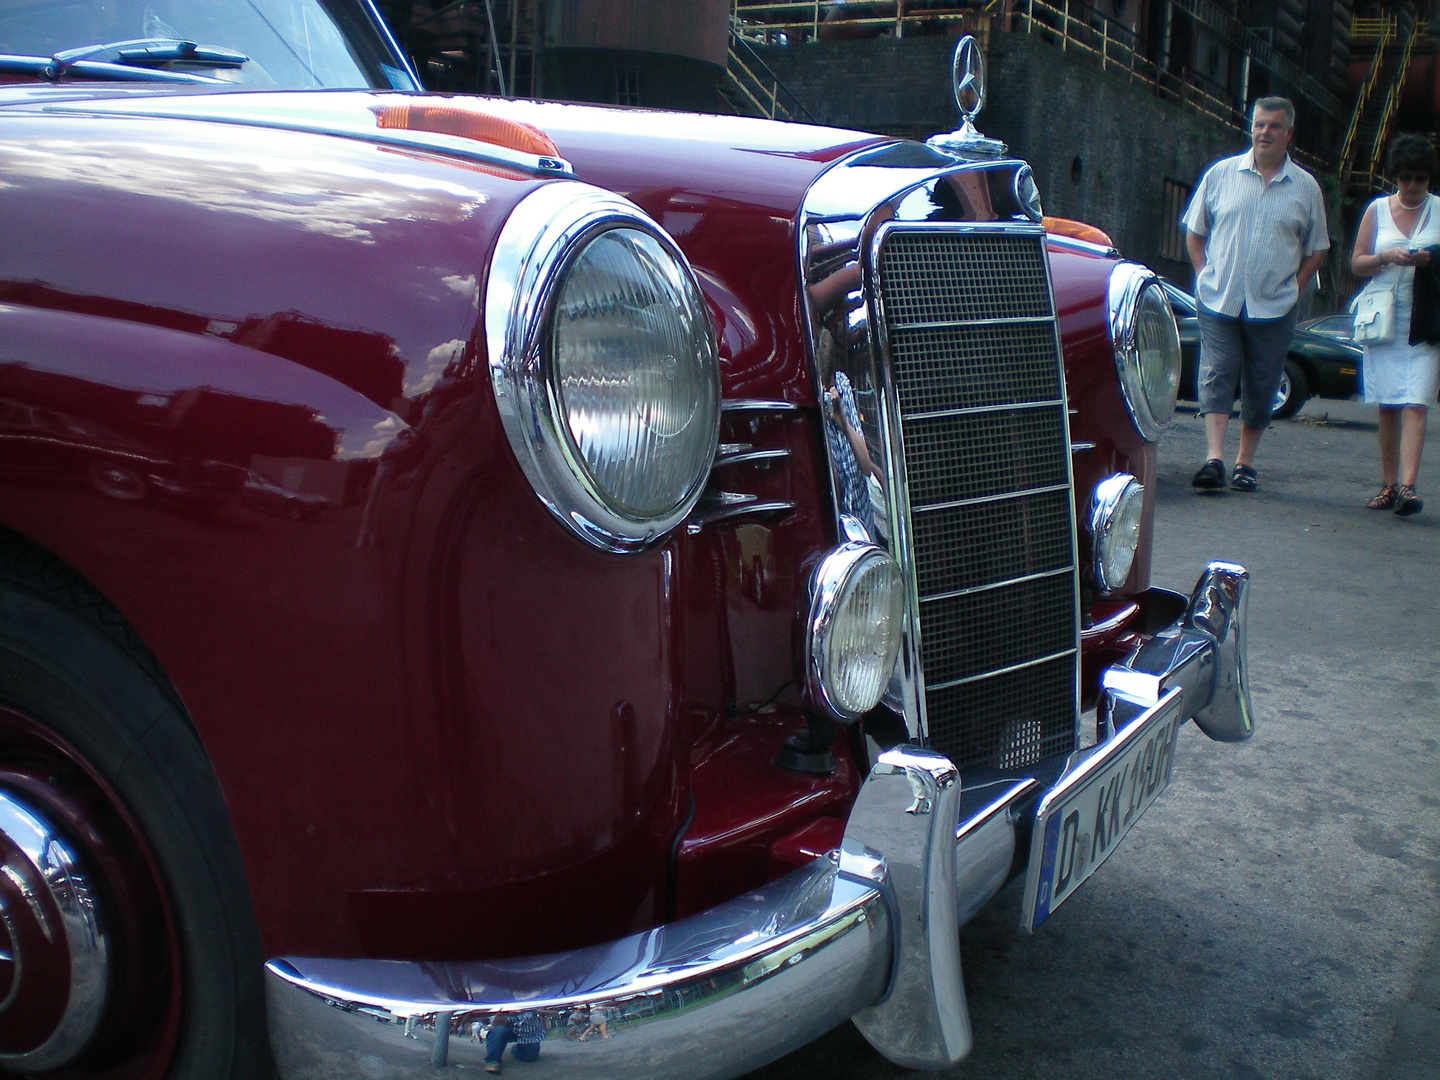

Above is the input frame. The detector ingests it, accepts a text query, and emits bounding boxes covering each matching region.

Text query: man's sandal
[1229,463,1258,492]
[1366,483,1398,509]
[1394,484,1424,517]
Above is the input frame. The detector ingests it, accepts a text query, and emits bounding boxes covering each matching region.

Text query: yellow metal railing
[1351,14,1397,42]
[1338,16,1395,178]
[726,45,788,119]
[734,0,1248,137]
[1351,23,1424,194]
[732,1,991,45]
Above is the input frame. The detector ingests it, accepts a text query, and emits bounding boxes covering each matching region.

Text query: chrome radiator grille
[876,229,1079,771]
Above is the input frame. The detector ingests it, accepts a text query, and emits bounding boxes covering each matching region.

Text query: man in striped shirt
[1182,96,1330,492]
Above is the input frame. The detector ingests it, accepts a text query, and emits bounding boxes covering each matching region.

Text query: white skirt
[1363,292,1440,406]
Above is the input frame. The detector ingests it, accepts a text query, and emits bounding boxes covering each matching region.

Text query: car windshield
[1304,315,1353,339]
[0,0,412,88]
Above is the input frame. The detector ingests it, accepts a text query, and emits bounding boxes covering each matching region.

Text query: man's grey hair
[1251,96,1295,128]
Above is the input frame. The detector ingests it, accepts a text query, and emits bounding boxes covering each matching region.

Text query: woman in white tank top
[1350,134,1440,516]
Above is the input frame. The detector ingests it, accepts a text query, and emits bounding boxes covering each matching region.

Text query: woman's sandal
[1366,483,1398,509]
[1395,484,1424,517]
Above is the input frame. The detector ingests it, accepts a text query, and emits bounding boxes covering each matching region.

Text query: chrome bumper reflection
[265,761,1037,1080]
[266,562,1250,1080]
[1100,560,1252,741]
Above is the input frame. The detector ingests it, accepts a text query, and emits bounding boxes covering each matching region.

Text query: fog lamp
[1090,473,1144,593]
[805,544,905,721]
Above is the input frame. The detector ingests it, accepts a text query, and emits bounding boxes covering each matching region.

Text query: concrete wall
[753,33,1344,306]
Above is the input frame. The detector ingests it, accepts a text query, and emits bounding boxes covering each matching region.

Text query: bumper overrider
[266,562,1249,1079]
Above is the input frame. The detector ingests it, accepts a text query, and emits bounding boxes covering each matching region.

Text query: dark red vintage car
[0,7,1251,1078]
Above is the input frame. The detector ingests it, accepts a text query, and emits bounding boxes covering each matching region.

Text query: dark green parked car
[1162,281,1361,419]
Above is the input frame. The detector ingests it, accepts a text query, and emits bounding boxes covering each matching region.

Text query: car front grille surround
[872,227,1080,772]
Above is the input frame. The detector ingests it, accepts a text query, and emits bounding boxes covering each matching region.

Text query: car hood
[0,86,889,404]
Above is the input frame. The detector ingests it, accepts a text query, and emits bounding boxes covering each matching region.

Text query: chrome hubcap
[0,788,109,1073]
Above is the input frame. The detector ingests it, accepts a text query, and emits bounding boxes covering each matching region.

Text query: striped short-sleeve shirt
[1181,151,1329,320]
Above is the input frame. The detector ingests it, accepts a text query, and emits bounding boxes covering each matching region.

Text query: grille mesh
[877,229,1078,771]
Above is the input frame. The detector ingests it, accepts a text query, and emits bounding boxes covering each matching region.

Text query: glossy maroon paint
[1048,241,1161,608]
[0,91,882,964]
[0,87,1162,969]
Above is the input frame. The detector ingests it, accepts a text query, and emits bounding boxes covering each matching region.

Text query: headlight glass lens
[1134,283,1181,431]
[1109,264,1182,441]
[1091,474,1144,593]
[550,227,720,522]
[813,548,905,719]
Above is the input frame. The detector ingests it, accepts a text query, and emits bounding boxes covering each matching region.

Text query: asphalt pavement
[749,396,1440,1080]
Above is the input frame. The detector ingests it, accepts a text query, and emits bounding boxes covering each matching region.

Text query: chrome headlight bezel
[804,542,906,722]
[1107,262,1181,442]
[1089,473,1144,594]
[486,182,721,552]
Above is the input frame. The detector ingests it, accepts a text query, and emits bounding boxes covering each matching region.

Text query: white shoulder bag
[1351,196,1436,345]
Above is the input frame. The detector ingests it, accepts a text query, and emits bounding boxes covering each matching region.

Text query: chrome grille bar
[874,228,1080,772]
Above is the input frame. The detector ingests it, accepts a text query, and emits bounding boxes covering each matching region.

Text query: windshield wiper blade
[52,39,248,72]
[0,53,231,84]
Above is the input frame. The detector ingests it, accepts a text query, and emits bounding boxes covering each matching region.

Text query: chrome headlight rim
[1107,262,1181,442]
[805,542,905,723]
[1089,472,1144,594]
[1013,164,1043,222]
[486,181,721,552]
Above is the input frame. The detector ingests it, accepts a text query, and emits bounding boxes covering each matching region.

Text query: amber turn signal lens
[373,103,560,158]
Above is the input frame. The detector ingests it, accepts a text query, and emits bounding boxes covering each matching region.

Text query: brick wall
[752,33,1344,305]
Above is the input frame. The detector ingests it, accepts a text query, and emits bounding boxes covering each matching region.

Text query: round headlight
[1107,264,1181,441]
[806,544,905,721]
[487,183,721,551]
[1090,473,1144,593]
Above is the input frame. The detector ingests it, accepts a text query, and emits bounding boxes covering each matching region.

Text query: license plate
[1020,688,1184,933]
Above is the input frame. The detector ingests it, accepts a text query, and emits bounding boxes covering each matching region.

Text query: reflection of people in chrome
[484,1012,543,1074]
[566,1007,587,1039]
[825,371,886,539]
[577,1003,612,1041]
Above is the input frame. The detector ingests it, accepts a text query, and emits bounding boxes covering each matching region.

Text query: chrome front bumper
[266,561,1250,1079]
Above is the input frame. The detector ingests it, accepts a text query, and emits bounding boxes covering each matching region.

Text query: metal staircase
[1340,5,1422,202]
[721,28,814,122]
[409,0,539,97]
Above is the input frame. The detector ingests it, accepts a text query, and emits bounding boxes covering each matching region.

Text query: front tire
[0,533,270,1078]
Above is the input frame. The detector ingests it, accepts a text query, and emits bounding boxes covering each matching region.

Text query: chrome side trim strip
[712,448,792,468]
[685,493,797,532]
[721,398,800,412]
